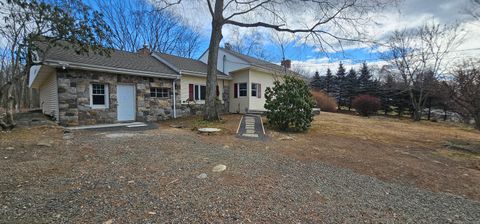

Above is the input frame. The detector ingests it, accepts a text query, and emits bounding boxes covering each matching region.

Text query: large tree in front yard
[382,22,462,121]
[445,59,480,130]
[0,0,112,130]
[156,0,389,121]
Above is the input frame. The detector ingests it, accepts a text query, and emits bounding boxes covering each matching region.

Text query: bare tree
[445,59,480,130]
[156,0,389,121]
[94,0,202,58]
[0,0,111,130]
[382,22,462,121]
[227,28,270,60]
[467,0,480,20]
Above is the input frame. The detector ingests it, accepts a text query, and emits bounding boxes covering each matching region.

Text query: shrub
[265,76,316,132]
[352,94,381,117]
[311,90,338,112]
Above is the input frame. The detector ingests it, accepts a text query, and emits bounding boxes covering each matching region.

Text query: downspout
[222,55,226,74]
[172,79,177,118]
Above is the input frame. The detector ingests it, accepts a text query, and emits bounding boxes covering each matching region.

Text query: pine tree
[345,68,358,110]
[324,68,334,94]
[335,63,347,109]
[358,62,373,95]
[310,71,322,90]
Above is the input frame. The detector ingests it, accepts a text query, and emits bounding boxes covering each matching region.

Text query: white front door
[117,84,136,121]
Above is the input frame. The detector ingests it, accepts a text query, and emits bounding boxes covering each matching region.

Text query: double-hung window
[194,84,206,101]
[239,83,247,97]
[90,83,109,109]
[251,83,258,97]
[150,88,170,98]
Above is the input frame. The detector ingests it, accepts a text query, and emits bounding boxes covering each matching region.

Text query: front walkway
[236,114,267,140]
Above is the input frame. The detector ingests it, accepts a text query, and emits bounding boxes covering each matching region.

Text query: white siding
[199,49,248,74]
[248,70,280,111]
[39,72,59,121]
[180,74,229,104]
[229,70,250,113]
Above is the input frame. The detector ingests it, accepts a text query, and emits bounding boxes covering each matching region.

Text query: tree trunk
[427,104,431,120]
[203,0,224,121]
[0,83,16,130]
[443,106,447,121]
[413,109,422,121]
[474,112,480,130]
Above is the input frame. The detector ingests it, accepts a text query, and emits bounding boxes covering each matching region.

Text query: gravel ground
[1,127,479,223]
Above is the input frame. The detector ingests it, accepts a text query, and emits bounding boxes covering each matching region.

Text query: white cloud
[155,0,480,66]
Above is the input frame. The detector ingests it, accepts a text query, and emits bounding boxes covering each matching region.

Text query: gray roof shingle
[221,48,296,75]
[40,44,178,76]
[154,52,228,77]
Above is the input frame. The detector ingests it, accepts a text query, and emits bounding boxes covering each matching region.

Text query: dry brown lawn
[168,112,480,201]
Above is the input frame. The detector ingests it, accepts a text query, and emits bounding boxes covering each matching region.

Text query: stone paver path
[236,115,266,140]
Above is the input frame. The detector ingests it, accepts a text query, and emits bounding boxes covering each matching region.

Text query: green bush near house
[265,76,316,132]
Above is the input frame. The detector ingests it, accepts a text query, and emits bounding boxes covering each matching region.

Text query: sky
[161,0,480,76]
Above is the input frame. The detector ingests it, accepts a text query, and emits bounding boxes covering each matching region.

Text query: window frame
[238,82,247,97]
[150,87,170,98]
[89,83,109,109]
[194,84,206,101]
[251,83,258,97]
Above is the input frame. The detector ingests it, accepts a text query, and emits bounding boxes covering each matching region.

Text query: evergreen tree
[310,71,322,89]
[324,68,334,94]
[335,63,347,109]
[379,74,395,115]
[358,62,372,94]
[345,68,358,110]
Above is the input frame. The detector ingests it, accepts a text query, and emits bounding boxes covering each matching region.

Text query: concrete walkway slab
[236,115,267,141]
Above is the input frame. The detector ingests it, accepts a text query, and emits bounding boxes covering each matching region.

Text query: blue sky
[166,0,480,76]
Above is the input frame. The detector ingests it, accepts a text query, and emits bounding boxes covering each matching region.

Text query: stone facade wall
[176,85,231,117]
[56,69,181,126]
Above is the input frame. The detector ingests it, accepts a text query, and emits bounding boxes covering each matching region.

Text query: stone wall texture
[57,69,181,126]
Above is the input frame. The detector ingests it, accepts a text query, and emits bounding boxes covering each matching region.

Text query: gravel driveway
[1,127,479,223]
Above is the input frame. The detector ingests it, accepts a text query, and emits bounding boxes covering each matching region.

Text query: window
[239,83,247,97]
[251,83,261,98]
[251,83,258,97]
[90,83,109,108]
[194,85,206,100]
[150,88,170,98]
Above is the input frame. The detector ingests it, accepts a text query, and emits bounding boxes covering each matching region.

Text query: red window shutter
[216,85,219,96]
[234,83,238,98]
[188,84,194,100]
[258,84,261,98]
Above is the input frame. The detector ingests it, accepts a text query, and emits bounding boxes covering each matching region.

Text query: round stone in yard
[212,164,227,172]
[197,173,208,179]
[198,128,221,134]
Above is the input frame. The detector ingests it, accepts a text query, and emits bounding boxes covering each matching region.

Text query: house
[29,45,185,126]
[29,43,295,126]
[199,46,295,113]
[152,52,232,112]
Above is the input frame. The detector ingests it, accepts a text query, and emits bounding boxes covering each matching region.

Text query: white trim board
[66,122,147,130]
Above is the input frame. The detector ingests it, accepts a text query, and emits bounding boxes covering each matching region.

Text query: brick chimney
[137,44,150,56]
[281,59,291,69]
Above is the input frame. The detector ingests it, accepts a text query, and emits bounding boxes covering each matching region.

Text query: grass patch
[444,139,480,155]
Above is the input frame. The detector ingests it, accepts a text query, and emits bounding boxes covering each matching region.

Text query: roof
[153,52,229,78]
[38,43,178,77]
[220,47,298,75]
